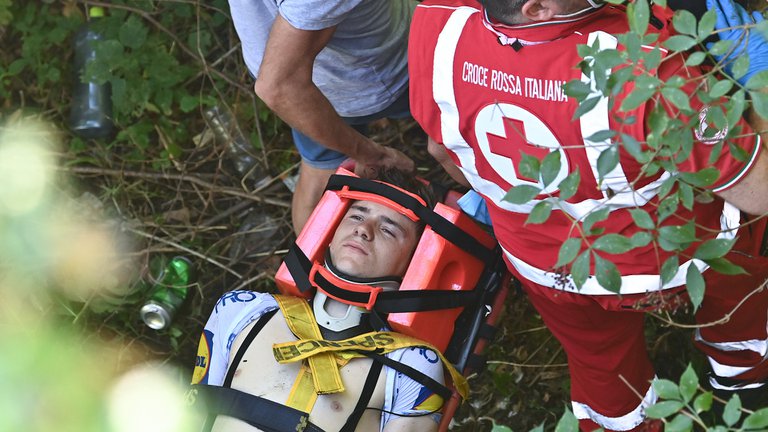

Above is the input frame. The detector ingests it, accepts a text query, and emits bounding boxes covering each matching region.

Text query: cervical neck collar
[312,253,401,336]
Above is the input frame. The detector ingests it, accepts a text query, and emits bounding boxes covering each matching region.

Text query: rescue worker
[408,0,768,430]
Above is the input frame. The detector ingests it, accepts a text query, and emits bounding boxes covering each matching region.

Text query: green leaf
[558,170,581,200]
[573,96,602,120]
[742,408,768,430]
[693,391,713,413]
[663,35,697,52]
[629,209,655,230]
[620,133,649,163]
[685,51,706,67]
[645,400,685,419]
[596,145,619,181]
[652,378,681,400]
[672,10,697,36]
[582,208,610,235]
[594,252,621,293]
[519,152,542,181]
[658,222,697,245]
[118,15,148,49]
[722,394,742,427]
[586,130,616,143]
[679,182,694,210]
[660,255,680,286]
[666,413,693,432]
[698,10,716,42]
[686,264,705,312]
[679,167,720,188]
[730,55,750,82]
[630,231,652,248]
[179,95,200,113]
[661,87,692,112]
[657,194,680,223]
[541,151,562,187]
[556,238,582,268]
[642,47,662,71]
[492,421,514,432]
[554,408,579,432]
[749,90,768,120]
[571,251,591,289]
[6,58,27,76]
[503,185,541,204]
[709,80,733,99]
[565,80,593,100]
[620,82,658,111]
[628,0,650,36]
[745,70,768,90]
[694,238,736,260]
[592,234,634,254]
[678,365,698,403]
[527,201,553,224]
[708,39,733,57]
[705,257,747,275]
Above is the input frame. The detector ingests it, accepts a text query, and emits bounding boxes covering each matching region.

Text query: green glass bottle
[140,256,194,330]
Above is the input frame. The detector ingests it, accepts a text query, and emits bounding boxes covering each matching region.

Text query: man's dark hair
[375,168,439,210]
[480,0,529,25]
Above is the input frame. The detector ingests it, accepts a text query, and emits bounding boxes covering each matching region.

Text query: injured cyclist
[190,169,462,432]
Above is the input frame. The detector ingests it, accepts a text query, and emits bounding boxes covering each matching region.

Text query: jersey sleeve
[279,0,366,31]
[408,3,446,145]
[382,346,445,428]
[191,291,278,386]
[651,56,762,192]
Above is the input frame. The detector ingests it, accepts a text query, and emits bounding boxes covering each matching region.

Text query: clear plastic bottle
[68,7,114,139]
[204,105,270,189]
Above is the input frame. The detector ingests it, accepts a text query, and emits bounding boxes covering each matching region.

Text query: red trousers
[518,223,768,431]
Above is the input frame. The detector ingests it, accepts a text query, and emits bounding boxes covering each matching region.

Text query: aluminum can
[140,256,194,330]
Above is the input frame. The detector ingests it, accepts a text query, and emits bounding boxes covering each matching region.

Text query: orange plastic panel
[387,204,496,352]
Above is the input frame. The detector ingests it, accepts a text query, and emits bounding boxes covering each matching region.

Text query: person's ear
[520,0,557,22]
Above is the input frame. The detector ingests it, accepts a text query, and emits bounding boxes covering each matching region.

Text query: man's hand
[353,142,415,178]
[706,0,768,86]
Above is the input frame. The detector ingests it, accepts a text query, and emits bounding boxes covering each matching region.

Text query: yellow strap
[273,330,469,399]
[285,364,318,412]
[274,295,344,394]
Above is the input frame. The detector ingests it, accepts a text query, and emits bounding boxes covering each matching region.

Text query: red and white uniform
[410,1,768,430]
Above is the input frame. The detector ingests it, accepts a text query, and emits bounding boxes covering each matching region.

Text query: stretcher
[275,166,512,431]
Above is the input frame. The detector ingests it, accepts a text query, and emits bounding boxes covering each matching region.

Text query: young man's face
[328,201,421,279]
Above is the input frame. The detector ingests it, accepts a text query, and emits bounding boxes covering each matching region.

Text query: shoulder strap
[224,308,278,387]
[191,384,325,432]
[339,360,384,432]
[358,351,452,401]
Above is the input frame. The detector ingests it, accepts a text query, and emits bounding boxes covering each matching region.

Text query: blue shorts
[293,88,411,169]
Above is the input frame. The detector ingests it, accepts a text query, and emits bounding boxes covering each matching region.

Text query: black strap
[285,245,315,294]
[192,384,325,432]
[224,309,278,387]
[339,360,384,432]
[357,351,452,401]
[326,175,495,263]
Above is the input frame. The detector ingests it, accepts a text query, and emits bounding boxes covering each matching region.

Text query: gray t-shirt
[228,0,415,117]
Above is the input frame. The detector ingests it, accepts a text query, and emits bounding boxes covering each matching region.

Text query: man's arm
[253,15,413,173]
[715,112,768,215]
[427,136,470,187]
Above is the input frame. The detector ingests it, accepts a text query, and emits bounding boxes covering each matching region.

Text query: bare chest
[211,310,386,432]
